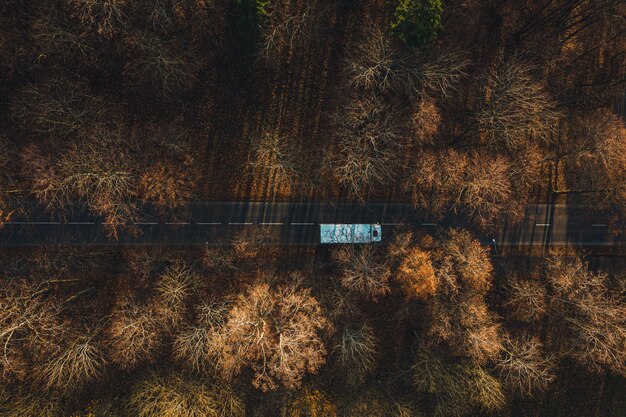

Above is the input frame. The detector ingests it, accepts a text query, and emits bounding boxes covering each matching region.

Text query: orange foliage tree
[396,246,437,300]
[218,282,331,391]
[424,229,503,363]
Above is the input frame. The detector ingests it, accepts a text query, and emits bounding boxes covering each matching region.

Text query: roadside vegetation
[0,0,624,416]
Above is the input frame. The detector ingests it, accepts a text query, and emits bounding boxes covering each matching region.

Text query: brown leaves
[283,387,337,417]
[396,246,437,300]
[218,282,331,391]
[545,255,626,376]
[405,149,518,227]
[106,295,163,370]
[138,162,194,210]
[388,230,500,364]
[410,98,441,145]
[416,229,503,364]
[435,229,493,294]
[458,299,503,363]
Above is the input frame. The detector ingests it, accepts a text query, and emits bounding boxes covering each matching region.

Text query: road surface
[0,202,622,247]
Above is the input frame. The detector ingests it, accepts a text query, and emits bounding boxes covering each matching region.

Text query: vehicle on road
[319,224,382,244]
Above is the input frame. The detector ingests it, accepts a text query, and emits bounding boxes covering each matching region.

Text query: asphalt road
[0,202,622,247]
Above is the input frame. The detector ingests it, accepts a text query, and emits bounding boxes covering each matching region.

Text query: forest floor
[195,0,396,202]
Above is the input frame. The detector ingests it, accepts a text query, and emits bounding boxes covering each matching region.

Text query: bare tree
[344,391,402,417]
[545,255,626,376]
[327,96,401,199]
[329,131,396,200]
[29,6,97,69]
[404,149,467,218]
[259,2,315,65]
[173,301,229,375]
[465,363,507,412]
[154,262,195,330]
[125,247,174,281]
[334,245,392,300]
[406,151,521,226]
[33,332,106,393]
[387,231,414,259]
[130,372,245,417]
[405,150,523,227]
[345,26,396,93]
[218,282,331,390]
[509,0,620,49]
[136,119,197,210]
[559,109,626,210]
[106,295,163,370]
[412,348,471,416]
[67,0,128,37]
[123,31,202,102]
[203,226,278,273]
[24,141,139,239]
[458,153,515,227]
[334,323,378,377]
[567,108,626,169]
[345,26,468,99]
[435,229,494,294]
[139,0,228,39]
[476,58,561,150]
[232,225,276,260]
[412,349,505,416]
[0,280,64,384]
[139,162,194,209]
[10,78,110,138]
[395,49,470,101]
[457,297,503,363]
[247,133,303,189]
[422,230,503,363]
[507,143,545,203]
[504,278,548,323]
[0,144,16,229]
[0,386,62,417]
[495,336,556,397]
[203,247,238,272]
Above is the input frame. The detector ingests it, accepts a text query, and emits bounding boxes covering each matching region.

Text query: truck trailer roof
[319,224,382,244]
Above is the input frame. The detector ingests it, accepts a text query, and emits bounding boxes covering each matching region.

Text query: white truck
[319,224,382,244]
